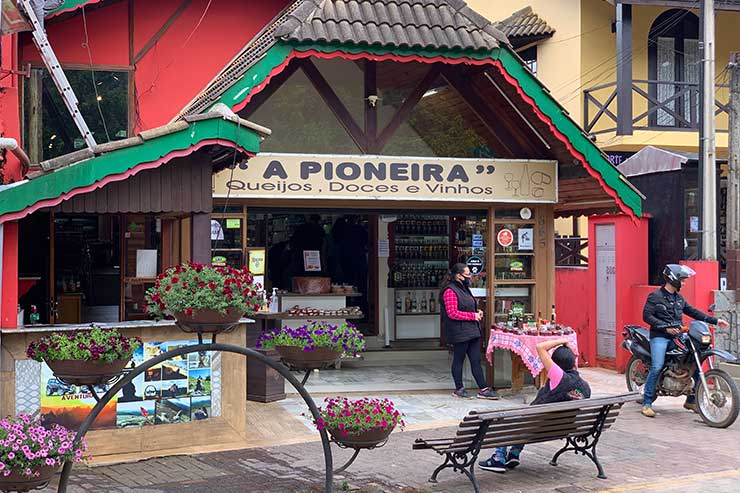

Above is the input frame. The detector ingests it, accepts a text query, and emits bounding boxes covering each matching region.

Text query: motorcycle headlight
[701,334,712,344]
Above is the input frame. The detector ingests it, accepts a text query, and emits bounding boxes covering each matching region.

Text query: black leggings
[451,337,487,391]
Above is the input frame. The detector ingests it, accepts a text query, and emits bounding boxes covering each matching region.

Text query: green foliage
[257,321,366,356]
[26,327,141,363]
[145,262,262,319]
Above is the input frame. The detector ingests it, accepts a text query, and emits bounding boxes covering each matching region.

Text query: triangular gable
[176,0,643,219]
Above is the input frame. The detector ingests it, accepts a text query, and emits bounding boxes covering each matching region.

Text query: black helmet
[662,264,696,290]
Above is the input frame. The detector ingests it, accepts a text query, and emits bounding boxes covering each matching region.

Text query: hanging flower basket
[0,465,57,492]
[313,397,406,449]
[173,308,243,334]
[145,263,261,335]
[0,414,87,492]
[27,327,141,386]
[274,345,343,370]
[258,320,366,370]
[328,425,395,449]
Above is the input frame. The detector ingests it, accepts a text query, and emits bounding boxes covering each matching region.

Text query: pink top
[442,289,477,321]
[547,363,564,391]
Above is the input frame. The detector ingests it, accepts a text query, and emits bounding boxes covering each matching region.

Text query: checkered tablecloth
[486,330,580,378]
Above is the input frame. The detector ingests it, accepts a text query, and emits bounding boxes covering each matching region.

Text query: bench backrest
[445,393,638,454]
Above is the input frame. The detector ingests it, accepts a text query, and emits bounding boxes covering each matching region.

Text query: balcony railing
[583,79,730,135]
[555,237,588,267]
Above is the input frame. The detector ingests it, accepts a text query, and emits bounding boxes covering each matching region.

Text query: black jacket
[642,287,718,339]
[440,281,481,344]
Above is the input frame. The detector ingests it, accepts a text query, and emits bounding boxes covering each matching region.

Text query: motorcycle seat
[625,325,651,340]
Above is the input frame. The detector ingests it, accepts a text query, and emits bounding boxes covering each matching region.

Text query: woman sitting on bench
[479,338,591,473]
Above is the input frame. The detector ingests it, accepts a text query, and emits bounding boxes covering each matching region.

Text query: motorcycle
[622,317,740,428]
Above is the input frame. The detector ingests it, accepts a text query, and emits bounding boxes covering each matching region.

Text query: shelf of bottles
[493,284,534,325]
[395,289,439,316]
[493,223,535,281]
[451,215,487,291]
[390,215,449,289]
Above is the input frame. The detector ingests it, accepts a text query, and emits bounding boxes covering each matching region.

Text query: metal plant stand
[55,343,334,493]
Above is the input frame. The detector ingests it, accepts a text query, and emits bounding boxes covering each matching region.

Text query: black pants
[451,337,487,391]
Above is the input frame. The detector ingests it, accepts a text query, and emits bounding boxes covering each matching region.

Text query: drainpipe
[0,138,32,176]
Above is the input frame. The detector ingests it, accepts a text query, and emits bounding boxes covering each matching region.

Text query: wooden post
[485,206,495,388]
[616,3,633,136]
[726,52,740,290]
[191,213,211,264]
[27,68,43,163]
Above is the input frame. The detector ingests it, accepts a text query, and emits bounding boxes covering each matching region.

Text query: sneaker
[478,458,507,473]
[477,387,500,400]
[641,405,656,418]
[683,401,699,413]
[452,388,473,399]
[505,453,520,469]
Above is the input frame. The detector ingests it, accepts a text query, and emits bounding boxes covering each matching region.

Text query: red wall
[1,34,22,183]
[20,0,291,131]
[555,267,591,365]
[588,215,649,372]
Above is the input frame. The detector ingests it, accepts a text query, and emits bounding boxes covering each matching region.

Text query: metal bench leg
[429,455,451,483]
[550,405,612,480]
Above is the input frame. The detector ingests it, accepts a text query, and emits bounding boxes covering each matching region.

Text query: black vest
[440,281,481,344]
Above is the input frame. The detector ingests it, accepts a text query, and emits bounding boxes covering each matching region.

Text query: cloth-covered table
[486,330,579,379]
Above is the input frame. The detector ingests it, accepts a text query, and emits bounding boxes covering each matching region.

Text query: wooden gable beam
[240,59,303,118]
[299,58,369,153]
[442,67,540,159]
[373,66,440,154]
[134,0,193,64]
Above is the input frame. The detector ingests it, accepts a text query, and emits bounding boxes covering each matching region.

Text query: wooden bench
[413,392,639,493]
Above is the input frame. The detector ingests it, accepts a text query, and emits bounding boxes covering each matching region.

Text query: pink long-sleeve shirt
[442,289,477,321]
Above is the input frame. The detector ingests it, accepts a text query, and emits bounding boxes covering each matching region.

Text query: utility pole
[727,52,740,289]
[700,0,717,260]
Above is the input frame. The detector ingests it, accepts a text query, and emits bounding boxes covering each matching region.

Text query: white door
[596,224,616,359]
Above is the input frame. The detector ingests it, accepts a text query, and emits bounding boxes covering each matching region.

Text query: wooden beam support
[364,60,378,152]
[300,58,369,153]
[191,213,211,265]
[443,67,529,158]
[134,0,193,64]
[27,68,43,163]
[240,60,302,118]
[375,66,440,152]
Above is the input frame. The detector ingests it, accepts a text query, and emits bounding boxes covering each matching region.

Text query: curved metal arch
[57,343,333,492]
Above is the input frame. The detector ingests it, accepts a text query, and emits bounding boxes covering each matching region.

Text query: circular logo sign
[497,228,514,247]
[519,207,532,220]
[466,256,484,275]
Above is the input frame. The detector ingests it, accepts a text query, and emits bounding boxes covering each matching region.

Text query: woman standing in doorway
[440,263,499,399]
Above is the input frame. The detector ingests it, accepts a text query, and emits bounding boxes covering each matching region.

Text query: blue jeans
[493,444,524,463]
[643,336,699,406]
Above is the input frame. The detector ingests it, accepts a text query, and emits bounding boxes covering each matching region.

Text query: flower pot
[174,309,243,334]
[46,358,130,386]
[328,425,395,449]
[0,465,58,492]
[275,345,342,370]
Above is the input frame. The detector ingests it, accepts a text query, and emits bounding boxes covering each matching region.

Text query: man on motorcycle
[641,264,729,418]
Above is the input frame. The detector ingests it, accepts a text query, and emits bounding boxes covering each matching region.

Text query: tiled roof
[274,0,509,52]
[495,6,554,40]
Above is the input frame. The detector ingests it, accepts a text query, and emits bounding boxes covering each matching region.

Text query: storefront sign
[226,218,241,229]
[466,256,484,275]
[518,228,533,251]
[213,153,557,203]
[497,229,514,247]
[303,250,321,272]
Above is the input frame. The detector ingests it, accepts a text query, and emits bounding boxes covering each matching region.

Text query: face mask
[462,277,472,288]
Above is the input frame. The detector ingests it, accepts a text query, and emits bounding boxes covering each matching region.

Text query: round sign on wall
[497,228,514,247]
[466,256,484,275]
[519,207,532,220]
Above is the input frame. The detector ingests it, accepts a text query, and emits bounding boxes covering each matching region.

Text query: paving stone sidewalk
[41,394,740,493]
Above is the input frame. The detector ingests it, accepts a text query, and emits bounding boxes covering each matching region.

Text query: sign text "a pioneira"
[212,154,557,203]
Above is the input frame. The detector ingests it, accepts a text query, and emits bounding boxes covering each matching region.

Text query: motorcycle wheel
[696,369,740,428]
[625,355,648,402]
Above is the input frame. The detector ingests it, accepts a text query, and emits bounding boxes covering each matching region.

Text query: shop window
[245,66,361,154]
[312,57,365,127]
[24,68,130,161]
[378,75,495,158]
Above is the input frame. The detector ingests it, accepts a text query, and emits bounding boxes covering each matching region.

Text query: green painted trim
[210,44,293,112]
[212,40,641,217]
[0,118,261,219]
[495,49,642,217]
[49,0,101,17]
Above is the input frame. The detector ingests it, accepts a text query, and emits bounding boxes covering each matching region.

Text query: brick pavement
[41,396,740,493]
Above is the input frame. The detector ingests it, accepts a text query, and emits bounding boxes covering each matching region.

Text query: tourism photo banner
[213,153,557,203]
[40,340,213,430]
